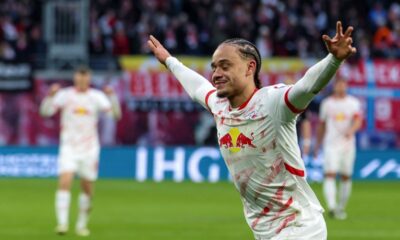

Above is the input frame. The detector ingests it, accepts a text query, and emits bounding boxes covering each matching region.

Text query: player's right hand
[147,35,171,65]
[48,83,61,97]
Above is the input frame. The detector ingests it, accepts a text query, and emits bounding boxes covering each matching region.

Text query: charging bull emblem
[74,106,89,115]
[219,128,256,153]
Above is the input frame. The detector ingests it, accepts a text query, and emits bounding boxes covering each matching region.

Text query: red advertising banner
[373,60,400,88]
[374,98,400,131]
[336,61,367,87]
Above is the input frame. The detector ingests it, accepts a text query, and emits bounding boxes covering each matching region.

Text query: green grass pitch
[0,179,399,239]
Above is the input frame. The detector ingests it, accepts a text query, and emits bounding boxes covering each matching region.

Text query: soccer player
[148,21,355,239]
[40,66,121,236]
[315,78,362,220]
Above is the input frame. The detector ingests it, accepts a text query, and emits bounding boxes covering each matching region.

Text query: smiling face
[211,44,256,99]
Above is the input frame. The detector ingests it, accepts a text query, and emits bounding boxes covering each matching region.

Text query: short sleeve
[52,89,67,108]
[353,98,362,118]
[96,91,111,112]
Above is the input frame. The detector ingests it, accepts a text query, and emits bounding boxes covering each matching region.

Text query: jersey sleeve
[96,91,112,112]
[166,57,216,110]
[266,84,300,122]
[39,89,67,117]
[286,54,342,111]
[352,98,362,119]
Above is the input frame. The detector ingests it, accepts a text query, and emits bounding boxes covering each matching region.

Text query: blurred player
[148,21,356,239]
[315,78,362,220]
[40,66,121,236]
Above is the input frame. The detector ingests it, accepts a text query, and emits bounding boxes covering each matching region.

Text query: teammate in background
[148,21,356,239]
[40,66,121,236]
[315,78,362,220]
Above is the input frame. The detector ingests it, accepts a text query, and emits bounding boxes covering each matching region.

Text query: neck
[75,86,88,92]
[228,86,257,109]
[334,92,346,98]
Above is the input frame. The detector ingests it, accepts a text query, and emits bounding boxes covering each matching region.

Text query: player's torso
[323,96,358,145]
[209,88,316,235]
[60,88,101,147]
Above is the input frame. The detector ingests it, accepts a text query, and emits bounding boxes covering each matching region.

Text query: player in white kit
[148,21,356,239]
[40,66,121,236]
[315,78,362,220]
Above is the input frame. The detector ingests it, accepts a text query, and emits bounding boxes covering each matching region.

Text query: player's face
[333,80,347,96]
[74,72,91,91]
[211,44,250,98]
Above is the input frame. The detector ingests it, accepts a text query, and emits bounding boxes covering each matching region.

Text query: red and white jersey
[319,95,361,147]
[204,85,323,238]
[43,87,111,153]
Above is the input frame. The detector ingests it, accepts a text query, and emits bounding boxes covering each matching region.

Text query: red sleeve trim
[284,162,305,177]
[284,87,305,114]
[205,89,216,112]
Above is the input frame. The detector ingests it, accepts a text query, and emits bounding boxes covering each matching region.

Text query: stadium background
[0,0,399,239]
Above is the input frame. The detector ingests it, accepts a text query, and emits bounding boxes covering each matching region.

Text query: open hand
[323,21,357,60]
[147,35,171,65]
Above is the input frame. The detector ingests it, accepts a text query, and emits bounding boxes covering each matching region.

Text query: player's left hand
[103,86,114,96]
[323,21,357,60]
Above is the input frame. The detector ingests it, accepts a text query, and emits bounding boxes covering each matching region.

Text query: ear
[246,60,257,77]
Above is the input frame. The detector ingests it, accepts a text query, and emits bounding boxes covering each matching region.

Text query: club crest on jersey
[74,106,89,115]
[335,112,346,121]
[219,128,256,153]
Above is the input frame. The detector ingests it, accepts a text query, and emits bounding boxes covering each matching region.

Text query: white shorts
[323,144,356,176]
[254,207,327,240]
[58,146,100,181]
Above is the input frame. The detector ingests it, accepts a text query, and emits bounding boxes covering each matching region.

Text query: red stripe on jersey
[238,88,258,110]
[284,87,305,114]
[205,89,216,112]
[270,196,294,222]
[275,212,296,234]
[284,162,305,177]
[251,204,272,229]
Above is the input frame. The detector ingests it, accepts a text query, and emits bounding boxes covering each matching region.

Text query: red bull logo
[219,128,256,153]
[73,106,89,115]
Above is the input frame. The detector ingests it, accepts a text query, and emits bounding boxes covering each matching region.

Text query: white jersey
[42,87,111,153]
[319,95,361,147]
[165,54,341,239]
[205,85,323,238]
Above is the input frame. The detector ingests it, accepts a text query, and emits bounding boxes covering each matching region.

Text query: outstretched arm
[40,83,61,117]
[287,21,356,111]
[147,35,215,106]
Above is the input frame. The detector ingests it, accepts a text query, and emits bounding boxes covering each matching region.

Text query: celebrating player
[148,21,356,239]
[40,66,121,236]
[315,78,362,220]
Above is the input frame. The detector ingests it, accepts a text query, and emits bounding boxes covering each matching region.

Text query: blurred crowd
[0,0,44,62]
[90,0,400,59]
[1,0,400,61]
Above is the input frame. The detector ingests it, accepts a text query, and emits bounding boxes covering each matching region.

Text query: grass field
[0,179,399,240]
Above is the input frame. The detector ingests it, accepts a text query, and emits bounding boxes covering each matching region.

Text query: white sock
[323,178,336,211]
[338,180,352,211]
[76,193,91,230]
[55,190,71,227]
